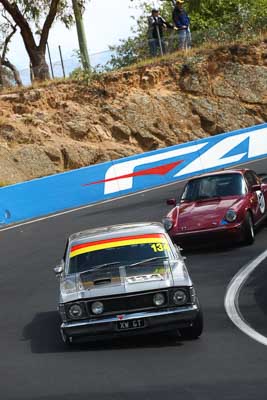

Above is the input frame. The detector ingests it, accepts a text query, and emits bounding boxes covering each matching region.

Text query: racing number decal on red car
[256,190,266,214]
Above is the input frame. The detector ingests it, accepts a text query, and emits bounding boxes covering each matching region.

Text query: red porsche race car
[163,169,267,246]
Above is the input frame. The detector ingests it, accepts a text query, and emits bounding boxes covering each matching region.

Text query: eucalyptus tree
[0,0,87,81]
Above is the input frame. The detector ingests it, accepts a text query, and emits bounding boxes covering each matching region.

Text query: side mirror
[54,262,64,276]
[251,184,261,192]
[166,198,176,206]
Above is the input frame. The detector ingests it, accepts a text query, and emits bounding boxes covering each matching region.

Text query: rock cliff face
[0,41,266,185]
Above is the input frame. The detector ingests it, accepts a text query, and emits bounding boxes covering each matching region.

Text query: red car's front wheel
[241,212,255,245]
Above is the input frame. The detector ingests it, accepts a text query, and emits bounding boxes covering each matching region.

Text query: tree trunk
[30,50,50,81]
[0,0,60,82]
[2,59,22,86]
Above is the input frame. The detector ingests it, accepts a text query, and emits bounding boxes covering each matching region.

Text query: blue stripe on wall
[0,123,267,225]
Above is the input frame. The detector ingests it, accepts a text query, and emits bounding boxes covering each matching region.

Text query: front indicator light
[59,304,67,322]
[189,287,196,304]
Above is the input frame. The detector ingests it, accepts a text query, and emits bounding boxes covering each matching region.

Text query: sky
[7,0,158,70]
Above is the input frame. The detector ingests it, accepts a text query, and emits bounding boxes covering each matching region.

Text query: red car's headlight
[225,210,237,222]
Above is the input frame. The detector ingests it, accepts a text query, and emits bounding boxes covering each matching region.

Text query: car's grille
[87,290,169,316]
[62,287,192,321]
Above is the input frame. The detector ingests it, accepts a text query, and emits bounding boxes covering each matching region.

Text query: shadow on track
[22,311,186,353]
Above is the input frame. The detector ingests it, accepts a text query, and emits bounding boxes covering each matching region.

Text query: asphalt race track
[1,159,267,400]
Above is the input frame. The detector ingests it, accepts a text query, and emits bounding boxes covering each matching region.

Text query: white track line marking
[0,157,266,233]
[225,249,267,346]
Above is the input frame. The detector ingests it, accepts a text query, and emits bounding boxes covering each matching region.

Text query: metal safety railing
[19,48,113,85]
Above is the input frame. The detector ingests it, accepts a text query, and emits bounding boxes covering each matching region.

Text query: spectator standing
[172,0,192,50]
[148,9,174,57]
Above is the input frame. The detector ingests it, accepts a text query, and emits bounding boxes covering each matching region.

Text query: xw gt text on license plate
[117,319,145,331]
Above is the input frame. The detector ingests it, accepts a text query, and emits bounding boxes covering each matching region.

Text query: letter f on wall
[104,143,206,194]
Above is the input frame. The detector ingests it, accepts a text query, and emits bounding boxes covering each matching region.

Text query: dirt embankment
[0,41,266,185]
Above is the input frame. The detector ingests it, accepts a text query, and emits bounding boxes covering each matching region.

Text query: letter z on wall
[93,124,267,195]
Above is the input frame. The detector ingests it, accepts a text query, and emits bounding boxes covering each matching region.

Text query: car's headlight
[153,292,165,306]
[91,301,104,315]
[68,304,83,319]
[162,217,173,231]
[225,210,237,223]
[173,289,187,305]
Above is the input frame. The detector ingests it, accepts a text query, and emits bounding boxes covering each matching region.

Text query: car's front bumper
[61,305,199,341]
[170,222,243,246]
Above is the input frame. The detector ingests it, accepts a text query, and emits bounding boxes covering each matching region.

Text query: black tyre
[242,212,255,245]
[179,309,203,340]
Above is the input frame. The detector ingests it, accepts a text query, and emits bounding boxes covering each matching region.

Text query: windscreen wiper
[80,261,121,274]
[127,256,168,268]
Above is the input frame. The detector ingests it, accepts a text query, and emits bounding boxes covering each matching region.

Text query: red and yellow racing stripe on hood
[70,233,168,258]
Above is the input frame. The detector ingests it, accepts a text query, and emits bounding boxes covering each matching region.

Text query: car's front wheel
[242,212,255,245]
[179,309,203,340]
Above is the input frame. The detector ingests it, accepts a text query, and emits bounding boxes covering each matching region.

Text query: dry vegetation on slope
[0,39,266,185]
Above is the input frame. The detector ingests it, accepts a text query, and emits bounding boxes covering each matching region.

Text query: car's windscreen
[181,173,245,201]
[68,233,172,275]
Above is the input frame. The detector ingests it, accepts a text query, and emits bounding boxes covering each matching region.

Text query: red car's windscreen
[181,173,246,202]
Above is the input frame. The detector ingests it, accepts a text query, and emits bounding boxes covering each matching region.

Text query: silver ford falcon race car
[54,222,203,345]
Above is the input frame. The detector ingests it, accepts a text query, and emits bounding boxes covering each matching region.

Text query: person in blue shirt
[172,0,192,50]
